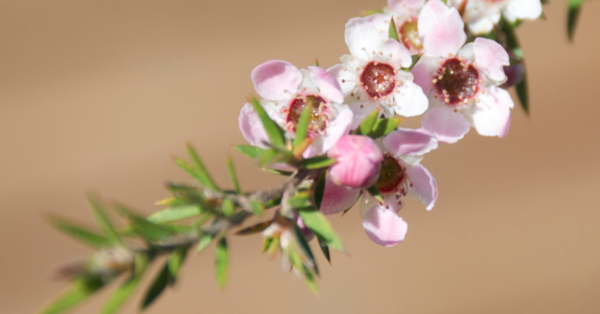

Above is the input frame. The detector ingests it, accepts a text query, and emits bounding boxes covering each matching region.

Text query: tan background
[1,0,599,313]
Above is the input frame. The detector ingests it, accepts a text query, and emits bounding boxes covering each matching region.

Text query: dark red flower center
[360,62,396,99]
[375,155,406,193]
[287,96,326,133]
[399,19,422,52]
[434,58,480,105]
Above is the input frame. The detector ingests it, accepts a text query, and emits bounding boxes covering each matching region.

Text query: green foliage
[500,20,529,114]
[147,205,202,224]
[36,277,104,314]
[354,109,379,136]
[196,233,214,253]
[313,171,327,210]
[317,235,331,264]
[226,156,242,194]
[89,196,124,247]
[236,221,271,235]
[288,190,312,209]
[293,105,312,149]
[367,185,385,203]
[293,224,318,275]
[369,118,401,138]
[215,236,229,288]
[297,207,344,252]
[100,254,149,314]
[141,264,169,310]
[249,200,265,216]
[233,145,267,159]
[221,198,235,217]
[298,156,336,169]
[388,17,399,42]
[115,204,175,242]
[568,0,586,41]
[250,97,285,147]
[48,216,109,248]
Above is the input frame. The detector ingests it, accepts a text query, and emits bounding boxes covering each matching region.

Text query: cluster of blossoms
[240,0,542,247]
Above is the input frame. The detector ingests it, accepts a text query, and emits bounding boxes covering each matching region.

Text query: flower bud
[327,135,383,188]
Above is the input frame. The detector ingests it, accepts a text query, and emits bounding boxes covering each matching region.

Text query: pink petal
[345,17,385,59]
[328,135,384,189]
[383,193,404,213]
[308,66,344,103]
[407,163,438,210]
[418,0,466,57]
[389,0,425,11]
[410,54,439,95]
[251,60,302,101]
[474,38,509,84]
[383,127,438,157]
[238,103,269,148]
[328,63,358,96]
[364,13,390,35]
[381,39,412,68]
[349,101,379,130]
[319,176,362,215]
[322,107,354,153]
[471,87,513,138]
[393,79,429,117]
[362,205,408,247]
[421,105,471,144]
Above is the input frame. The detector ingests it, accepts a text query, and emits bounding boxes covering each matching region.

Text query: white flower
[448,0,542,35]
[367,0,426,55]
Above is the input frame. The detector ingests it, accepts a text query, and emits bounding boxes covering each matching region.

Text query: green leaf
[100,253,149,314]
[388,17,399,42]
[167,246,188,285]
[367,185,384,203]
[298,156,336,169]
[48,216,109,248]
[141,263,169,310]
[36,277,104,314]
[196,233,213,253]
[89,196,123,246]
[288,250,318,294]
[234,145,267,159]
[354,108,379,135]
[251,97,285,147]
[293,224,318,275]
[297,207,344,251]
[249,200,265,216]
[147,205,202,224]
[261,237,273,253]
[501,20,529,114]
[257,149,279,168]
[368,118,401,138]
[215,236,228,288]
[516,70,529,114]
[262,168,293,176]
[288,191,312,209]
[226,156,242,194]
[221,198,235,217]
[293,105,312,149]
[362,9,383,16]
[115,204,175,242]
[313,171,327,210]
[568,0,586,41]
[186,144,220,191]
[236,221,271,235]
[316,235,331,264]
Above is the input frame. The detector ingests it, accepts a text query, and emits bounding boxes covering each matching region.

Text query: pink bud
[327,135,383,189]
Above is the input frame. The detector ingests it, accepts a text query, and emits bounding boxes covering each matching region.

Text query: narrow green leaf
[115,204,175,242]
[313,171,327,210]
[298,156,336,170]
[196,234,213,253]
[167,246,188,285]
[36,277,104,314]
[257,149,279,168]
[288,250,318,294]
[147,205,202,224]
[236,221,271,235]
[362,9,383,16]
[368,118,401,138]
[262,168,293,176]
[141,264,169,310]
[234,145,267,159]
[516,70,529,114]
[48,216,108,248]
[317,235,331,264]
[293,224,318,275]
[251,97,285,147]
[568,0,586,41]
[89,196,123,246]
[264,197,282,209]
[267,236,280,256]
[367,185,385,203]
[388,17,399,41]
[186,144,220,191]
[288,191,312,209]
[221,198,235,217]
[297,207,344,251]
[293,105,312,149]
[215,236,228,288]
[354,109,379,135]
[249,200,265,216]
[261,237,273,253]
[100,254,149,314]
[501,20,529,114]
[226,157,242,194]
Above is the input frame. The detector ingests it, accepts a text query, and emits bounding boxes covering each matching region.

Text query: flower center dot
[434,58,479,105]
[376,155,405,193]
[399,19,422,52]
[287,96,326,133]
[360,62,396,99]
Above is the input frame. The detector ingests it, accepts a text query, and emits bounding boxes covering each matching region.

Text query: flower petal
[328,63,359,96]
[383,127,438,157]
[407,163,437,210]
[418,0,466,57]
[251,60,302,101]
[393,77,429,117]
[308,65,344,103]
[380,39,412,68]
[362,205,408,247]
[238,103,269,148]
[389,0,425,11]
[474,38,509,84]
[322,107,354,153]
[421,105,470,144]
[470,87,513,138]
[349,101,379,130]
[411,54,439,94]
[503,0,542,22]
[319,176,361,215]
[345,17,385,60]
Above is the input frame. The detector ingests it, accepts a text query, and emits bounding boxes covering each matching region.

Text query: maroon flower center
[360,62,396,99]
[399,19,422,52]
[375,155,406,193]
[287,96,326,133]
[434,58,479,105]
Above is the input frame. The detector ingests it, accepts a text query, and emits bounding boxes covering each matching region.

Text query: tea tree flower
[412,0,513,143]
[367,0,426,55]
[449,0,543,35]
[327,135,383,189]
[329,17,428,128]
[239,60,353,155]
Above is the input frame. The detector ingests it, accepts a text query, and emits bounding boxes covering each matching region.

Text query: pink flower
[239,60,354,154]
[328,17,428,129]
[411,0,514,144]
[327,135,383,189]
[320,128,438,247]
[448,0,543,35]
[366,0,426,55]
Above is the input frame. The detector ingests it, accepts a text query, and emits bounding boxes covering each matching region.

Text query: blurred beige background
[1,0,599,313]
